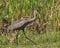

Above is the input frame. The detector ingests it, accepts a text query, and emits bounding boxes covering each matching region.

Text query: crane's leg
[16,32,19,40]
[23,30,37,45]
[14,31,19,45]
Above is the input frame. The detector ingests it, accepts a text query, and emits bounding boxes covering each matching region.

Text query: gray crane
[7,8,39,44]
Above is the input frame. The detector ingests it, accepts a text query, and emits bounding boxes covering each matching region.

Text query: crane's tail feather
[6,28,11,35]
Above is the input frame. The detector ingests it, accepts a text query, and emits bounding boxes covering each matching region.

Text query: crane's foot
[13,37,18,45]
[25,36,37,45]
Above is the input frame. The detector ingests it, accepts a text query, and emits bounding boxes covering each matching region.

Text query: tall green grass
[0,0,60,48]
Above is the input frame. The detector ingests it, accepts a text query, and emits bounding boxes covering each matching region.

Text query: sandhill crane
[7,8,39,44]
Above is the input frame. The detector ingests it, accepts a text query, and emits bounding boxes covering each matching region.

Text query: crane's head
[34,8,40,14]
[33,8,40,17]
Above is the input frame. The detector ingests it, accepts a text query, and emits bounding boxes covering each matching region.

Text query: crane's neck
[33,10,37,20]
[28,10,37,22]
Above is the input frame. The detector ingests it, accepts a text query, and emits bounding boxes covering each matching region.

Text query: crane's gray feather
[7,9,38,33]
